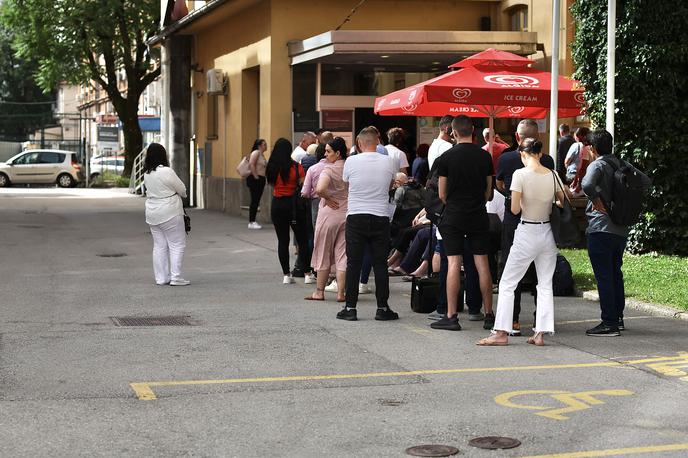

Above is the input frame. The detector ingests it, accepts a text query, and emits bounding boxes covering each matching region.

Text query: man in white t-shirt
[291,131,316,163]
[337,126,399,322]
[428,115,454,170]
[384,127,410,173]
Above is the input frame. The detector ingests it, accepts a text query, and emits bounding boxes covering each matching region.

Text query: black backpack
[423,162,444,225]
[552,254,575,297]
[599,155,648,226]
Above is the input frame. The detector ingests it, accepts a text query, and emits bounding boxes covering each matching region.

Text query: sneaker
[427,310,444,321]
[324,279,338,292]
[468,312,485,321]
[170,279,190,286]
[375,307,399,321]
[483,312,496,330]
[336,308,358,321]
[430,314,461,331]
[304,273,316,284]
[509,322,522,337]
[359,283,372,294]
[618,318,625,331]
[248,222,262,229]
[586,322,621,337]
[282,275,295,284]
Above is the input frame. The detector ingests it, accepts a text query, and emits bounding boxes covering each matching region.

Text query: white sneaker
[283,275,295,284]
[248,222,262,229]
[359,283,372,294]
[170,279,190,286]
[324,279,338,292]
[304,273,316,284]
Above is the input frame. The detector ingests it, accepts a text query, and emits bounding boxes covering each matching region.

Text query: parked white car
[89,155,125,180]
[0,149,83,188]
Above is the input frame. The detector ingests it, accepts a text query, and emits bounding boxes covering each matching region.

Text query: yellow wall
[188,0,576,181]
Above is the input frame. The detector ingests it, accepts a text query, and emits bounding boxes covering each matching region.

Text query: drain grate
[468,436,521,450]
[17,224,44,229]
[97,253,127,258]
[405,445,459,457]
[378,399,405,406]
[110,316,194,326]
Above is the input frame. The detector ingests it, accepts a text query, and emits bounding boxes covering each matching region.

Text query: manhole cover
[97,253,127,258]
[405,445,459,457]
[468,436,521,450]
[110,316,194,326]
[17,224,44,229]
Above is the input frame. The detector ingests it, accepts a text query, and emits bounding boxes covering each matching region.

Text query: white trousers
[149,215,186,284]
[494,223,558,334]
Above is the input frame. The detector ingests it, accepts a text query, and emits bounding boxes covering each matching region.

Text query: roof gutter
[147,0,231,47]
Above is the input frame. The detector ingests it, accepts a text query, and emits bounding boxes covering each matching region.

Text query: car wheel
[90,173,100,181]
[57,173,75,188]
[0,173,10,187]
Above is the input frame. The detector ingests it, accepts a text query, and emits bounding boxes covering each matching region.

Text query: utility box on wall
[206,69,226,95]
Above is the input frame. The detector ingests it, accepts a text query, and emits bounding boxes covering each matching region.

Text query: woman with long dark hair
[143,143,189,286]
[305,137,349,301]
[266,138,312,284]
[478,138,564,346]
[247,138,267,229]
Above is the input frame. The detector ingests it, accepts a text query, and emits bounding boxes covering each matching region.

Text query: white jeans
[494,223,558,334]
[149,215,186,284]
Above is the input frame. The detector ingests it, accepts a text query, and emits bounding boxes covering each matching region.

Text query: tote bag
[550,171,581,247]
[236,155,251,178]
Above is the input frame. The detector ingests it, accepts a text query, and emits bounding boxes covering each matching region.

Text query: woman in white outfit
[143,143,190,286]
[478,138,564,346]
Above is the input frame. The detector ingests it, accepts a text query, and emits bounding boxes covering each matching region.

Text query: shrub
[571,0,688,255]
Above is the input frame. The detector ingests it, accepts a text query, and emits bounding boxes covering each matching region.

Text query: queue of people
[143,114,650,343]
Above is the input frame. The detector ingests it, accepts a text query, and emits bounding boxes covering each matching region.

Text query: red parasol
[449,48,534,69]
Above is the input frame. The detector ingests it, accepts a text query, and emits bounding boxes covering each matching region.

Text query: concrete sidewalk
[1,188,687,457]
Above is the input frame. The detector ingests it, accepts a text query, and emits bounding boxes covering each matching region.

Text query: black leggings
[271,196,310,275]
[246,175,266,222]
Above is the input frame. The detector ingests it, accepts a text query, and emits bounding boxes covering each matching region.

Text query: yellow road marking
[495,389,634,421]
[521,442,688,457]
[554,316,656,325]
[130,352,687,401]
[403,325,435,336]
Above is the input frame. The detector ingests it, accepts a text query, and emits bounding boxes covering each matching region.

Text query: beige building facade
[153,0,578,218]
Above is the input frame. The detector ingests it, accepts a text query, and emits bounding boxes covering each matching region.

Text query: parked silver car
[0,149,83,188]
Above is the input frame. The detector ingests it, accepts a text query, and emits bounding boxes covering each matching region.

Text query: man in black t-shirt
[431,115,495,331]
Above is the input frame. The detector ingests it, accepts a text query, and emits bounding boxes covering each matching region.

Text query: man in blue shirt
[582,129,651,336]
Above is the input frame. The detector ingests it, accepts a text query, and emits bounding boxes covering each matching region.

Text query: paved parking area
[1,188,687,457]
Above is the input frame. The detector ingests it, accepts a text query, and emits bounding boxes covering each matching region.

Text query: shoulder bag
[236,155,251,178]
[550,171,580,247]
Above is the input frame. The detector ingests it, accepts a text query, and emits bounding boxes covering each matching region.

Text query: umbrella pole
[488,114,495,163]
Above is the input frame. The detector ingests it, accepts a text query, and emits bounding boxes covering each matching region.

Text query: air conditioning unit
[206,69,226,95]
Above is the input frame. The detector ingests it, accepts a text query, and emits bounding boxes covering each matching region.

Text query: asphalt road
[1,188,687,457]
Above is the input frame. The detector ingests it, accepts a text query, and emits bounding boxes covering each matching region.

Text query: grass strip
[560,248,688,311]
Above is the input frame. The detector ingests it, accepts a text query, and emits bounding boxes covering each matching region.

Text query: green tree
[571,0,688,255]
[1,0,161,175]
[0,17,54,141]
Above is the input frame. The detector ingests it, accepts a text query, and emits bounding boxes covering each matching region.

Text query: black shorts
[439,225,491,256]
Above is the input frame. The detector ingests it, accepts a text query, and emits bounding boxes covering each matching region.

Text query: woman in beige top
[478,138,565,346]
[305,137,349,302]
[247,138,267,229]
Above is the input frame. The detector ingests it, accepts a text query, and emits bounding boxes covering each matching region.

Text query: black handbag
[183,209,191,233]
[550,172,580,247]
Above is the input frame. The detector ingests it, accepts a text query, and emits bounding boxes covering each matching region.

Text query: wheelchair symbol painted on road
[494,389,634,421]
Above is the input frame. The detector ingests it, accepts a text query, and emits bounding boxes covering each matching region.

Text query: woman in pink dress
[305,137,349,302]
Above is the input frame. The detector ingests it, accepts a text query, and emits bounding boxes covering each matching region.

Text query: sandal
[527,332,545,346]
[304,290,325,301]
[476,336,508,346]
[401,275,415,282]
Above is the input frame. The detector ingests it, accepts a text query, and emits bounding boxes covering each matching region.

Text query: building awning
[288,30,539,71]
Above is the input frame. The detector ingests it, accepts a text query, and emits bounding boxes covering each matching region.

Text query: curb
[582,290,688,321]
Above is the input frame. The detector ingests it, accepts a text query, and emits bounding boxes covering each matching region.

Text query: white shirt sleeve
[164,168,187,198]
[510,169,523,193]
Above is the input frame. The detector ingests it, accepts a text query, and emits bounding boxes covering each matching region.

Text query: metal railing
[129,147,147,195]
